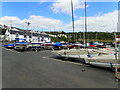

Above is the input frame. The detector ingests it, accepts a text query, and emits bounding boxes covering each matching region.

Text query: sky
[0,0,119,32]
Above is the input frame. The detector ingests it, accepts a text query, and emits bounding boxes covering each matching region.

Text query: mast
[84,0,87,48]
[71,0,75,43]
[84,0,90,56]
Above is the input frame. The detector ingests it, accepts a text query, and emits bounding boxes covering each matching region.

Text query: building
[57,34,67,38]
[4,27,51,43]
[0,24,7,41]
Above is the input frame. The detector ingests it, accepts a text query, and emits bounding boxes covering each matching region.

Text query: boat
[53,42,62,50]
[52,48,114,58]
[52,0,120,68]
[83,53,119,68]
[4,43,15,49]
[42,42,54,50]
[28,42,43,51]
[14,42,27,51]
[52,0,100,60]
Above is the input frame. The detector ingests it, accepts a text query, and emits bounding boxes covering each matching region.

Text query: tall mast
[84,0,87,48]
[71,0,75,43]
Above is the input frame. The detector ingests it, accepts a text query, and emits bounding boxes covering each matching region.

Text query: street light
[10,20,12,41]
[25,22,30,30]
[25,22,30,42]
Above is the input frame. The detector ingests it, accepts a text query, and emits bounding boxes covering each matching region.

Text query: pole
[10,20,12,42]
[27,23,28,42]
[25,22,30,42]
[112,19,118,68]
[96,32,97,41]
[84,0,87,48]
[71,0,75,43]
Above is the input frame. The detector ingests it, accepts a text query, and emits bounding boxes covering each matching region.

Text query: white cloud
[0,10,118,32]
[51,0,86,14]
[2,0,119,2]
[64,10,118,32]
[28,15,63,29]
[0,15,63,30]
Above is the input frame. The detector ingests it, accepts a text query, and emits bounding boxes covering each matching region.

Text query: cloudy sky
[0,0,118,32]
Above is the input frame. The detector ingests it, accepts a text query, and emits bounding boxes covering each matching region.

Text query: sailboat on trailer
[52,0,101,60]
[52,0,120,68]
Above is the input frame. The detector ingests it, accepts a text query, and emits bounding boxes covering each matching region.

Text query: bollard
[115,67,120,79]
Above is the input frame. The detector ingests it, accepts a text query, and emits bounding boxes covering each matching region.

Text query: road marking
[42,56,84,66]
[2,47,20,53]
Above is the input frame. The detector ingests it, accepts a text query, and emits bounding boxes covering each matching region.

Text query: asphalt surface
[2,47,119,88]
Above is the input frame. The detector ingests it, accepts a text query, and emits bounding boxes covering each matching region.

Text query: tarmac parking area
[2,47,119,88]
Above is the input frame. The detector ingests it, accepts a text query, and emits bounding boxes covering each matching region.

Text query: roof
[9,30,49,37]
[9,30,24,35]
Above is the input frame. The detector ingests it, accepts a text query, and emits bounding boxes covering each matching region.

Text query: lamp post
[10,20,12,42]
[25,22,30,42]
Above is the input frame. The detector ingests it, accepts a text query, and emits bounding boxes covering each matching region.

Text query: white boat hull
[52,49,120,68]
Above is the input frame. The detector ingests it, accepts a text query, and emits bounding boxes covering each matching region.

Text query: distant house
[4,27,51,43]
[58,34,67,38]
[48,34,57,37]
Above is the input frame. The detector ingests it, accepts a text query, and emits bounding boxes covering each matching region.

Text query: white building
[58,34,67,38]
[0,35,4,41]
[4,27,51,43]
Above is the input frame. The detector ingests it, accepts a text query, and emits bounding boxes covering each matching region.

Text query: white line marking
[42,56,84,66]
[2,47,20,53]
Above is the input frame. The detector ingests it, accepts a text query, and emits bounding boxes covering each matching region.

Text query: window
[42,36,44,39]
[38,35,40,39]
[24,34,27,38]
[38,37,40,42]
[29,35,32,38]
[16,33,19,37]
